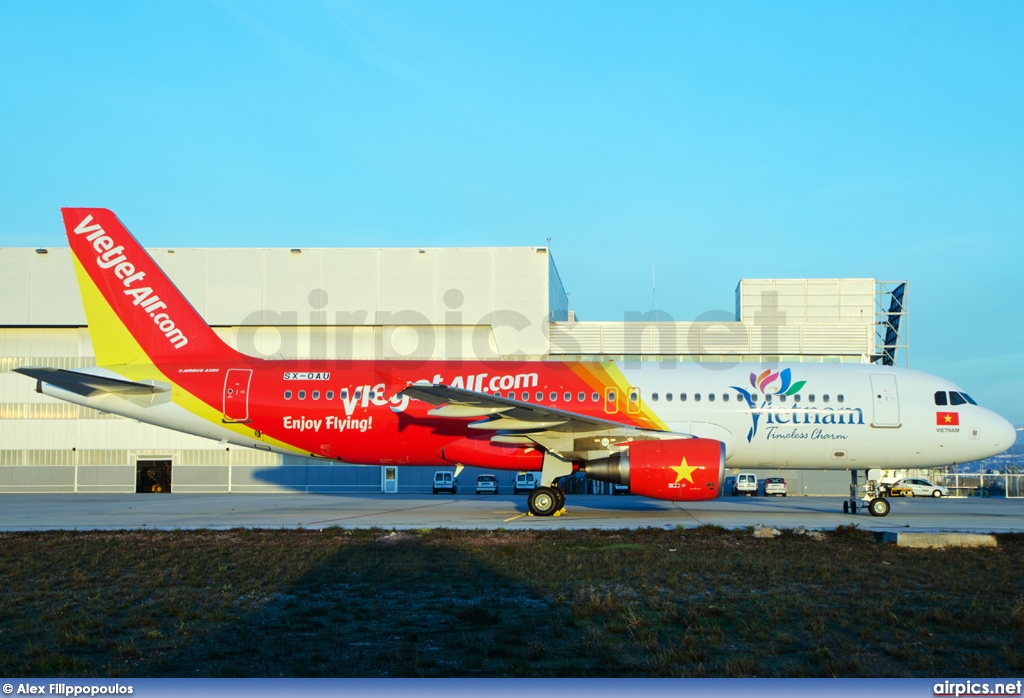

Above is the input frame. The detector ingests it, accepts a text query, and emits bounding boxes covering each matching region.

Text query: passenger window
[652,393,659,401]
[607,391,616,402]
[666,393,673,402]
[708,393,715,402]
[777,395,785,403]
[723,393,730,402]
[564,392,571,402]
[312,391,320,400]
[550,392,557,402]
[793,394,801,403]
[340,389,348,399]
[536,392,544,401]
[326,390,334,400]
[837,394,844,403]
[680,393,687,402]
[355,389,362,399]
[694,393,701,402]
[822,394,830,403]
[298,390,306,400]
[284,390,293,400]
[629,390,638,402]
[950,392,967,406]
[808,394,815,403]
[522,391,530,401]
[591,392,600,402]
[578,392,585,402]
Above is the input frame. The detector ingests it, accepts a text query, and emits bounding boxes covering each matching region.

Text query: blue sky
[1,2,1022,424]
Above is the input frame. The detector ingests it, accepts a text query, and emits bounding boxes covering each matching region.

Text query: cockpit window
[948,391,977,406]
[934,391,948,406]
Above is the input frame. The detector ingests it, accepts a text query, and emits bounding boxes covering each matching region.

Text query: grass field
[1,525,1022,677]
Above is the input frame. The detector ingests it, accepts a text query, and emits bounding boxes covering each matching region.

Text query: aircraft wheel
[932,490,942,498]
[868,497,890,517]
[843,500,849,514]
[554,489,566,510]
[528,487,560,516]
[850,501,858,514]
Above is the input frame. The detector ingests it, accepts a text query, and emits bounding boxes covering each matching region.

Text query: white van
[732,473,758,496]
[514,472,539,494]
[432,471,457,494]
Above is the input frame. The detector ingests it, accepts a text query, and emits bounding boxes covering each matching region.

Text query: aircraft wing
[14,367,170,398]
[399,384,738,462]
[398,382,675,443]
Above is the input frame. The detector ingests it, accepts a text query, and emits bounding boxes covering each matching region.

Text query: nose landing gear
[845,468,890,517]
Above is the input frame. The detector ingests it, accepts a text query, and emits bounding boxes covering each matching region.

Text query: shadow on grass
[2,528,1024,677]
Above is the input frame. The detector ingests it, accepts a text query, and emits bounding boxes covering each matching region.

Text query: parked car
[889,478,948,497]
[432,471,457,494]
[514,472,538,494]
[475,474,498,495]
[732,472,758,496]
[763,477,787,496]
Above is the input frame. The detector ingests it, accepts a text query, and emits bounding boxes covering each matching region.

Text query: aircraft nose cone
[996,416,1018,453]
[991,411,1015,454]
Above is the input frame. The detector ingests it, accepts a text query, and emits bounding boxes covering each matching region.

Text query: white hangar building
[0,243,906,495]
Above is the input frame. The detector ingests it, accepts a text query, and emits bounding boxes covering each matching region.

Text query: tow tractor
[843,468,891,517]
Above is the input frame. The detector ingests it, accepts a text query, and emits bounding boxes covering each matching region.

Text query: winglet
[61,208,238,367]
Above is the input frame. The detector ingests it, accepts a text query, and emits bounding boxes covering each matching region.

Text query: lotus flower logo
[732,368,807,442]
[751,368,805,397]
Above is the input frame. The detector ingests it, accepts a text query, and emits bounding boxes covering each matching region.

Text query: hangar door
[870,374,901,427]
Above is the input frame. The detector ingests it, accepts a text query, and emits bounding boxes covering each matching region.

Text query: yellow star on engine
[671,458,697,484]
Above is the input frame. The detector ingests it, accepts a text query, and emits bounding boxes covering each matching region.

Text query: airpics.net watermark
[2,684,132,696]
[934,680,1023,696]
[229,288,803,372]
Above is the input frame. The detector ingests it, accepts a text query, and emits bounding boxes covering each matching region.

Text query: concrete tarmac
[0,493,1022,532]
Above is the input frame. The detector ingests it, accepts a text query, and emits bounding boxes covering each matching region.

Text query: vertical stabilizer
[61,208,238,367]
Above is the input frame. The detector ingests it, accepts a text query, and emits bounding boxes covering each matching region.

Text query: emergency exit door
[223,369,252,423]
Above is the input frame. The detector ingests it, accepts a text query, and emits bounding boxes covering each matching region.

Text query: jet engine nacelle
[584,438,725,501]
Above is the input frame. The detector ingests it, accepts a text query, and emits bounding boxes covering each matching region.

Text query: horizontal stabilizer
[14,367,170,398]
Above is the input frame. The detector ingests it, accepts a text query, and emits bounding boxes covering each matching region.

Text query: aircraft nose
[993,413,1018,454]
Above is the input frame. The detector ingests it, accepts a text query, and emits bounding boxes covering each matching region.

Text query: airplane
[15,208,1017,518]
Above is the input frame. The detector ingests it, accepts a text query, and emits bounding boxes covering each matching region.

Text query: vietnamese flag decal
[936,411,960,426]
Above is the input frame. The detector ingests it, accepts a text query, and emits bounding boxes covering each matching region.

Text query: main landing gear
[528,486,564,516]
[844,468,890,517]
[526,452,572,517]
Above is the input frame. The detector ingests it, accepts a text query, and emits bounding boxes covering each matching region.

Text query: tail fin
[62,208,238,367]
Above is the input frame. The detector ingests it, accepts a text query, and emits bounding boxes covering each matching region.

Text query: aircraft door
[627,387,642,415]
[223,369,253,423]
[604,387,619,414]
[870,374,901,427]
